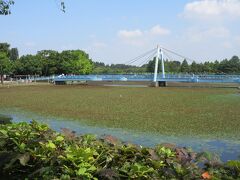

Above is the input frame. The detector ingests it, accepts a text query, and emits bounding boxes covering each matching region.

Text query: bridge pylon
[152,45,166,87]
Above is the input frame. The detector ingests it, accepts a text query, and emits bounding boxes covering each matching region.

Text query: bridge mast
[160,48,165,78]
[153,45,166,87]
[153,45,160,86]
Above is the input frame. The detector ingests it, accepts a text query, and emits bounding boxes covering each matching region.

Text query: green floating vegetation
[0,121,240,180]
[1,85,240,139]
[0,114,12,125]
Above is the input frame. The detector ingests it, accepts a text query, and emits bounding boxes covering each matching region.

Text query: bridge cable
[136,51,156,67]
[124,48,157,65]
[124,48,156,65]
[160,47,196,63]
[163,50,176,62]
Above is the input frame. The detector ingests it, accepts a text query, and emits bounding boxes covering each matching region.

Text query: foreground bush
[0,121,240,180]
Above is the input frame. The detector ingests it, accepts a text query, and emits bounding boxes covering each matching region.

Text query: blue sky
[1,0,240,64]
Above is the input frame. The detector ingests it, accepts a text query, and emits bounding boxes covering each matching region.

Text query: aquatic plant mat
[1,121,240,179]
[0,85,239,139]
[0,114,12,124]
[0,109,239,162]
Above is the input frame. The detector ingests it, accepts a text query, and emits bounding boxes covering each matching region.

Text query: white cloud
[92,42,107,49]
[117,29,144,46]
[186,27,230,42]
[183,0,240,20]
[149,25,170,36]
[180,0,238,60]
[24,42,36,47]
[117,25,170,46]
[222,41,232,48]
[118,29,143,39]
[204,27,230,38]
[89,34,96,39]
[235,36,240,44]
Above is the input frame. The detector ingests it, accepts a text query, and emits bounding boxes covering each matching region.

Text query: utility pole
[153,45,160,86]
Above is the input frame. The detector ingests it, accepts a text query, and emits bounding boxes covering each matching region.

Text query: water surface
[0,108,239,162]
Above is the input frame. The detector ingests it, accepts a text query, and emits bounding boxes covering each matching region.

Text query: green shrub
[0,121,239,179]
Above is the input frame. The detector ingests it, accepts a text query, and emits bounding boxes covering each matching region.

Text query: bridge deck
[31,74,240,84]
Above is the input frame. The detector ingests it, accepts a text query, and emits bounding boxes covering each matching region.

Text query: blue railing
[30,74,240,84]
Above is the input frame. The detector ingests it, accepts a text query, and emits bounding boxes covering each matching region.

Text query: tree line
[0,43,93,84]
[145,57,240,74]
[93,56,240,75]
[0,42,240,84]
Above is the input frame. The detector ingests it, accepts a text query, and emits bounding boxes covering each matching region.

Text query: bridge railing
[29,74,240,83]
[54,74,154,81]
[161,74,240,83]
[29,76,55,81]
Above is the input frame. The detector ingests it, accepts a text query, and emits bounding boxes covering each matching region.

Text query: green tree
[190,61,199,73]
[0,43,10,54]
[0,0,65,15]
[0,42,12,84]
[14,55,42,75]
[70,50,93,74]
[0,52,12,84]
[213,60,220,73]
[228,56,240,73]
[180,59,189,73]
[216,56,240,74]
[202,62,215,73]
[9,47,19,61]
[59,50,93,75]
[146,58,160,73]
[0,0,14,15]
[167,61,181,73]
[37,50,59,76]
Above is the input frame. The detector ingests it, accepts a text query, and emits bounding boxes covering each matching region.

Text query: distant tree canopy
[58,50,93,75]
[92,62,146,74]
[180,59,190,73]
[145,56,240,74]
[0,43,10,54]
[13,49,94,76]
[0,42,19,60]
[92,56,240,75]
[0,0,65,15]
[14,54,42,76]
[9,47,19,61]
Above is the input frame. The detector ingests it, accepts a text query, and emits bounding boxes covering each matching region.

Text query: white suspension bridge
[30,46,240,86]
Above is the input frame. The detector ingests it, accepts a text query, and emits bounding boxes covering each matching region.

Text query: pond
[0,108,239,162]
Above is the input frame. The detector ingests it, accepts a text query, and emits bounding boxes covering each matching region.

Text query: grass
[0,84,240,139]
